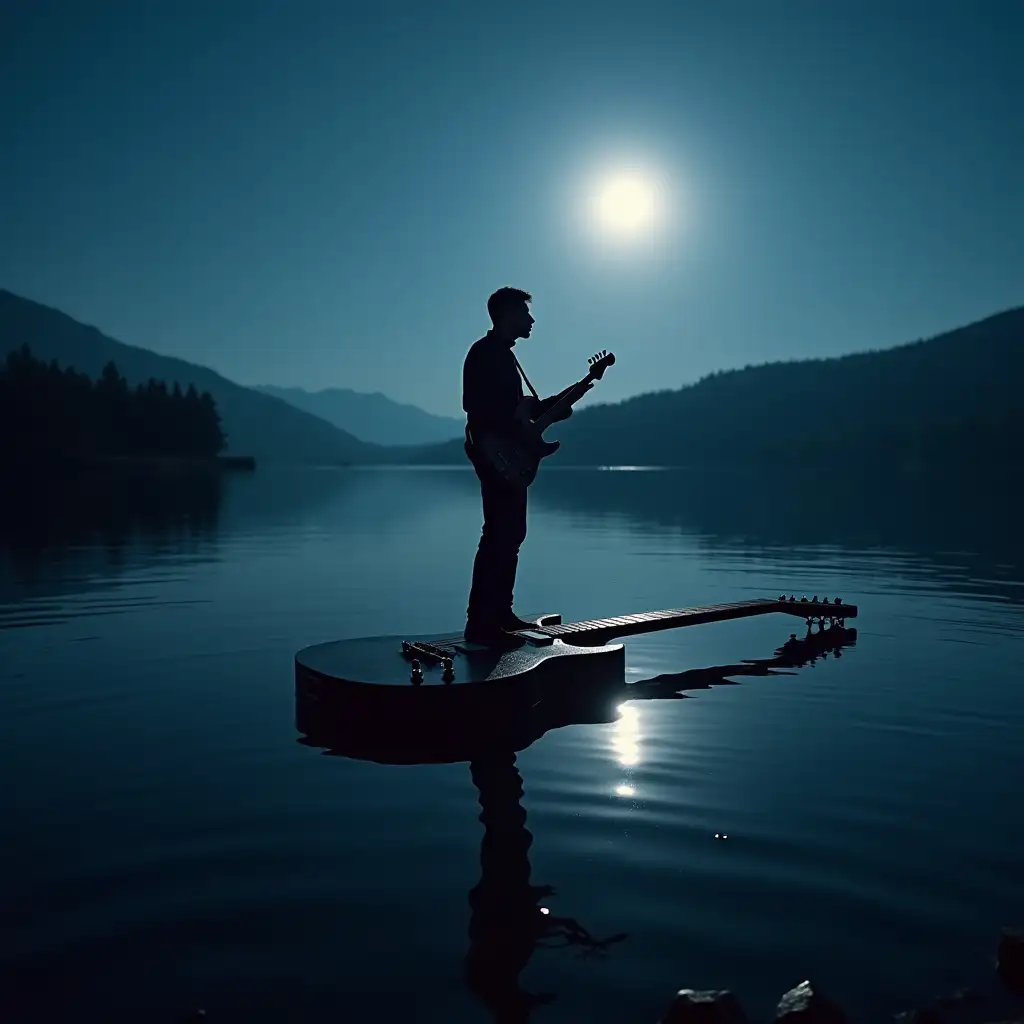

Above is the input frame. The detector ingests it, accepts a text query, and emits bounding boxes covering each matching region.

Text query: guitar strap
[512,354,540,401]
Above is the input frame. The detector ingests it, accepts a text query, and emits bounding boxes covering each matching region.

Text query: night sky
[2,0,1021,416]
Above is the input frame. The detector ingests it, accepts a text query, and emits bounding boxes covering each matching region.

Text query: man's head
[487,287,534,341]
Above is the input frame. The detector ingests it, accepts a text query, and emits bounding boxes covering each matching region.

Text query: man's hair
[487,287,532,325]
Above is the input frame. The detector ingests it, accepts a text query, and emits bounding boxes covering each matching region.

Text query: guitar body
[296,626,626,761]
[473,431,559,488]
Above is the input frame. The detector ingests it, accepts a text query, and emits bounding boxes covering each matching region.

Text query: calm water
[2,467,1023,1024]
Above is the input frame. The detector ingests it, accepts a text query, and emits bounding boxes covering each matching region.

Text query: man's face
[509,302,535,340]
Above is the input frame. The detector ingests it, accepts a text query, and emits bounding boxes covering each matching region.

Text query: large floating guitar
[294,595,858,747]
[474,350,615,488]
[296,611,858,764]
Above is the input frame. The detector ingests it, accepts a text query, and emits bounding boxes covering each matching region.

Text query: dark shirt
[463,331,525,440]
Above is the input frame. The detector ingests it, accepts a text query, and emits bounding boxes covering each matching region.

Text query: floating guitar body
[475,350,615,488]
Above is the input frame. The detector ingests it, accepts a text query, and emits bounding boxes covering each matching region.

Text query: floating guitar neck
[518,596,857,645]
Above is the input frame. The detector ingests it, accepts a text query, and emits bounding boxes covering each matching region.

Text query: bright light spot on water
[616,784,636,797]
[613,703,641,766]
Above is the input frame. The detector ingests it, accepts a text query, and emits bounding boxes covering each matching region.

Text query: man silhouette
[462,288,584,648]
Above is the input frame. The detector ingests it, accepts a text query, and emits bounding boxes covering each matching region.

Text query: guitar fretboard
[522,597,857,642]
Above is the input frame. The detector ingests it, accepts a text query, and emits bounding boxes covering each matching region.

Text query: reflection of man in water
[462,288,582,649]
[465,754,626,1023]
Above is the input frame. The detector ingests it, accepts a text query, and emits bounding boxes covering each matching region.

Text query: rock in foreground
[776,981,849,1024]
[661,988,748,1024]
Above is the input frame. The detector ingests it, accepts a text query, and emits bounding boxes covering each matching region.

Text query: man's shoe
[463,624,525,651]
[502,613,537,632]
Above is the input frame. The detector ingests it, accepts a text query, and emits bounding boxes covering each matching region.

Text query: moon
[581,166,672,249]
[595,174,657,236]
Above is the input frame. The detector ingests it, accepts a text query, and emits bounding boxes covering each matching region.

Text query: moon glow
[594,174,657,236]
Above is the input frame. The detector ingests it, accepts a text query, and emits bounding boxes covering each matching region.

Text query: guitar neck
[534,375,594,431]
[525,597,858,643]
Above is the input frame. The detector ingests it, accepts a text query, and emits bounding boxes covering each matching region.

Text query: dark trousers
[466,443,528,629]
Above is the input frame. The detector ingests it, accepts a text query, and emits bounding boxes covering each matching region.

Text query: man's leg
[466,462,528,635]
[490,476,527,624]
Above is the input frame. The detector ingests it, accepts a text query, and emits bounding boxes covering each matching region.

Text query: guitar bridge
[401,640,456,665]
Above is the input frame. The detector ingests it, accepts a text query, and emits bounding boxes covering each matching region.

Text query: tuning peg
[834,597,842,605]
[410,659,423,685]
[812,595,818,603]
[442,659,455,683]
[800,595,808,602]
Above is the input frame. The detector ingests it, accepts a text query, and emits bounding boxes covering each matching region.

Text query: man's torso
[462,333,525,443]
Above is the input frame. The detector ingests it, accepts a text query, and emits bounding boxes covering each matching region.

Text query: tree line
[530,306,1024,471]
[0,345,227,467]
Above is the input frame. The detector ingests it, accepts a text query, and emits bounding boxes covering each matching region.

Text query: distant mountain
[253,384,464,446]
[0,290,381,465]
[400,306,1024,469]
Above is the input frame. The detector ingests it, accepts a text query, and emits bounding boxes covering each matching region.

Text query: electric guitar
[473,350,615,488]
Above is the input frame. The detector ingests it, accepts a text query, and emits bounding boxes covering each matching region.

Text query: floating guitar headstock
[774,593,857,628]
[588,350,616,379]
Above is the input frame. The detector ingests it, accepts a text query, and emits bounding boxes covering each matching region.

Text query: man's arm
[535,382,593,423]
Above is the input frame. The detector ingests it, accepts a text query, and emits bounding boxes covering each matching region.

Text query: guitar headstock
[775,594,858,621]
[587,350,616,380]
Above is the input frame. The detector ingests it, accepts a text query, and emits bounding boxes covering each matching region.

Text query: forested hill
[0,290,379,464]
[402,305,1024,469]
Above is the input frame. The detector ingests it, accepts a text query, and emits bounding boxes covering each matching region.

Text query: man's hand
[552,382,593,422]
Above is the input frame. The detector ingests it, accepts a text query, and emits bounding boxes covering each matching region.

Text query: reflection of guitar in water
[295,622,857,1021]
[473,350,615,489]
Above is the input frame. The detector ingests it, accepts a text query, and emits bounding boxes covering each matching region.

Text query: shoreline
[2,454,256,476]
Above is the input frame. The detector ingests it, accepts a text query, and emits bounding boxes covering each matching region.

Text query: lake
[2,466,1023,1024]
